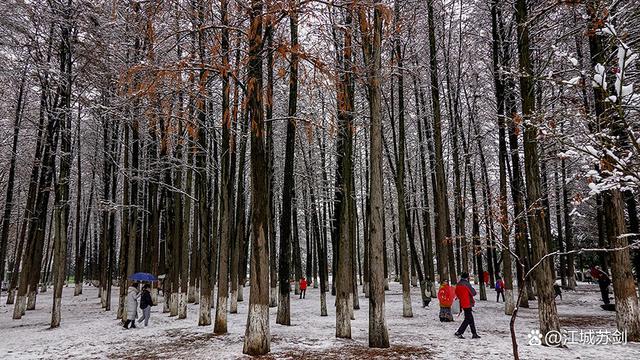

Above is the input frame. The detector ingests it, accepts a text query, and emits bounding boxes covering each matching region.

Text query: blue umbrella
[128,272,157,282]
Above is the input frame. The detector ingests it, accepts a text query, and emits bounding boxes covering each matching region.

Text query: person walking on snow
[138,284,153,326]
[299,277,307,299]
[454,272,480,339]
[592,266,611,305]
[123,283,140,329]
[495,276,505,302]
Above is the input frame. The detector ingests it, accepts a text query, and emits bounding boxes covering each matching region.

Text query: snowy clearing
[1,282,638,359]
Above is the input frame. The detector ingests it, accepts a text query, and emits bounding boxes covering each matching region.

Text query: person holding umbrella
[123,273,157,329]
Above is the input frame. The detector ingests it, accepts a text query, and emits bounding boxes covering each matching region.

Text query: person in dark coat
[592,266,611,305]
[495,276,505,302]
[138,284,153,326]
[554,283,562,301]
[454,272,480,339]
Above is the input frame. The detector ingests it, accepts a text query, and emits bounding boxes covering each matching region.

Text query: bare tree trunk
[243,0,270,354]
[214,0,232,333]
[51,11,73,326]
[490,0,513,312]
[195,0,211,323]
[427,0,451,284]
[515,0,560,341]
[391,0,412,318]
[0,65,26,288]
[586,0,640,340]
[332,4,355,340]
[276,0,299,325]
[264,18,278,309]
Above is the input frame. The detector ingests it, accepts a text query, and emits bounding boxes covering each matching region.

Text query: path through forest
[1,282,638,359]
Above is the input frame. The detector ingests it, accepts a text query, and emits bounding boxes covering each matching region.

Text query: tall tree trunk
[414,74,435,297]
[0,65,26,288]
[265,18,278,309]
[332,4,355,339]
[214,0,232,334]
[427,0,452,284]
[51,10,73,326]
[276,0,299,325]
[230,37,244,312]
[490,0,513,313]
[515,0,560,341]
[195,0,211,326]
[357,1,389,347]
[243,0,270,354]
[391,0,412,317]
[586,0,640,340]
[561,155,576,289]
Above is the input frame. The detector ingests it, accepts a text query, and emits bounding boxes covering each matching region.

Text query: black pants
[496,290,505,302]
[599,281,610,305]
[456,308,477,336]
[300,289,306,299]
[123,319,136,329]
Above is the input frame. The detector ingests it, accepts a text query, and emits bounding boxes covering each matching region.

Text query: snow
[568,57,579,67]
[1,282,639,359]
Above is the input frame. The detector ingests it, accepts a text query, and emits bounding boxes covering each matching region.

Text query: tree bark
[243,0,271,354]
[515,0,560,341]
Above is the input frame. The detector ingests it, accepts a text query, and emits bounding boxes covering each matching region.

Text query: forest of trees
[0,0,638,355]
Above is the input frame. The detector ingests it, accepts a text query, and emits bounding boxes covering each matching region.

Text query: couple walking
[123,283,154,329]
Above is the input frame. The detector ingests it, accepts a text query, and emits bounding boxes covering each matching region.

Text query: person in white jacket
[123,283,140,329]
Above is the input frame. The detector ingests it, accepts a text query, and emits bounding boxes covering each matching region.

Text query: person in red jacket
[454,272,480,339]
[299,277,307,299]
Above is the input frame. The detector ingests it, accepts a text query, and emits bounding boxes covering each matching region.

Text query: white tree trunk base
[74,283,83,296]
[243,303,270,355]
[169,292,178,316]
[27,290,36,310]
[504,289,515,315]
[276,293,290,325]
[12,295,25,319]
[336,295,352,338]
[51,297,61,328]
[198,294,211,326]
[6,288,16,305]
[237,285,244,302]
[178,293,187,319]
[269,287,277,307]
[188,286,196,303]
[214,296,228,333]
[151,288,158,306]
[403,291,413,317]
[614,295,640,340]
[320,291,327,316]
[100,288,107,308]
[349,293,355,320]
[230,290,238,313]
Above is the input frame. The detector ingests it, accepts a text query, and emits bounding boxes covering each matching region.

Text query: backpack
[495,280,502,290]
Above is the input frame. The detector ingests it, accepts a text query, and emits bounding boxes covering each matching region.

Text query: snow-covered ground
[1,281,638,359]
